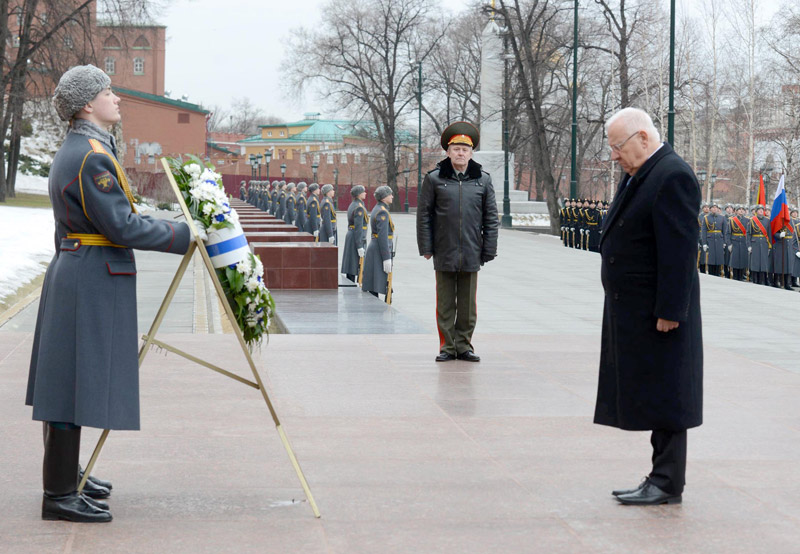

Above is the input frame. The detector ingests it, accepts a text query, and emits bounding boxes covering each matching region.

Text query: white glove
[796,251,800,259]
[357,248,365,257]
[702,245,708,251]
[192,220,208,241]
[328,237,335,244]
[313,230,319,237]
[779,231,786,238]
[728,245,733,252]
[570,227,575,232]
[748,246,752,253]
[580,229,585,235]
[383,259,392,274]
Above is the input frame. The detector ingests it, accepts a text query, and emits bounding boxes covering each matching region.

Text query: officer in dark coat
[26,65,191,523]
[362,186,394,299]
[342,185,369,282]
[416,121,499,362]
[319,184,337,244]
[306,183,321,237]
[295,182,308,231]
[595,108,702,506]
[748,205,771,285]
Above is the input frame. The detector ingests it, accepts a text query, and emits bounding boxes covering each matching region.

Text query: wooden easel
[77,158,320,518]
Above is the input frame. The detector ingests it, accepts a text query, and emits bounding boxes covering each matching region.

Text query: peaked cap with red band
[441,121,480,150]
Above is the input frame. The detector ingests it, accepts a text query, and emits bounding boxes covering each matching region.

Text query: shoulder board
[88,138,107,155]
[380,205,388,211]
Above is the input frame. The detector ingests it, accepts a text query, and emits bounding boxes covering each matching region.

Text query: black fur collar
[436,157,483,180]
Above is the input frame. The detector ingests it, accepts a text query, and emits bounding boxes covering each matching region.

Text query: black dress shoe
[80,465,112,490]
[435,352,456,362]
[456,351,481,362]
[615,482,681,505]
[612,477,648,497]
[84,496,109,511]
[42,492,112,523]
[81,478,110,499]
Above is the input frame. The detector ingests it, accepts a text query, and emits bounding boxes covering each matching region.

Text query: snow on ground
[14,174,49,195]
[0,206,54,302]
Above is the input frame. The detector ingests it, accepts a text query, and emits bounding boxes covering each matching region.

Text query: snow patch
[15,174,49,195]
[0,206,54,302]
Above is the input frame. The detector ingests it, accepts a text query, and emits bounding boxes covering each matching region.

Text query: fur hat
[350,185,366,197]
[375,185,392,201]
[321,184,334,195]
[53,65,111,122]
[308,183,320,193]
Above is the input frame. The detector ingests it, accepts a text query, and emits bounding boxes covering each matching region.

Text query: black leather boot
[80,465,113,491]
[42,424,111,523]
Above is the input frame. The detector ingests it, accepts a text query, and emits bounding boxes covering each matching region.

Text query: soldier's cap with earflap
[307,183,319,193]
[711,202,719,208]
[321,184,334,195]
[441,121,480,150]
[271,180,280,186]
[351,185,366,197]
[296,182,307,191]
[375,185,393,201]
[53,64,111,122]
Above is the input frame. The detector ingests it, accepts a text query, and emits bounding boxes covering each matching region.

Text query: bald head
[606,108,662,176]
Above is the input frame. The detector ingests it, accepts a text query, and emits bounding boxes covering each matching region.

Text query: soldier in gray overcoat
[258,182,270,211]
[284,182,297,224]
[276,182,287,220]
[295,182,308,231]
[26,65,191,523]
[700,203,725,276]
[747,205,771,285]
[362,186,394,299]
[341,185,368,282]
[724,205,749,281]
[319,184,337,244]
[239,180,246,201]
[269,181,280,215]
[772,216,797,290]
[306,183,321,237]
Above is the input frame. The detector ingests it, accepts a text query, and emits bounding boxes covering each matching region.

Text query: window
[63,35,74,49]
[327,153,334,164]
[300,153,306,164]
[267,131,272,137]
[13,36,20,48]
[354,153,361,164]
[177,113,190,124]
[279,131,285,137]
[103,35,121,49]
[104,57,116,75]
[340,153,347,165]
[133,35,150,49]
[133,57,144,75]
[15,7,22,26]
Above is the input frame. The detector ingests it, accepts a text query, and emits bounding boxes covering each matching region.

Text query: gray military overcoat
[319,197,337,244]
[747,215,771,272]
[724,215,749,270]
[341,200,368,276]
[361,202,393,295]
[26,121,190,430]
[700,213,726,266]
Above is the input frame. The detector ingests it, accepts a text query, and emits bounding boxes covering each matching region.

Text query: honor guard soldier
[27,65,192,523]
[701,203,725,276]
[306,183,321,238]
[748,205,771,285]
[276,182,287,220]
[560,198,570,246]
[239,180,246,201]
[246,180,254,204]
[260,182,271,211]
[319,184,337,244]
[342,185,369,283]
[417,121,498,362]
[295,182,308,230]
[570,199,581,248]
[772,211,797,290]
[725,205,749,281]
[723,203,734,276]
[284,182,297,225]
[269,180,280,215]
[584,199,602,252]
[362,185,395,300]
[791,209,800,288]
[579,199,591,250]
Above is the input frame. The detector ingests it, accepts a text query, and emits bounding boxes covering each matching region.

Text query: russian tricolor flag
[770,174,792,242]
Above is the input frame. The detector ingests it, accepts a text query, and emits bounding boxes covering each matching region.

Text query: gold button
[74,242,79,248]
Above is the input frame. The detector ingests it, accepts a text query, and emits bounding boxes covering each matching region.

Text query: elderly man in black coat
[594,107,703,506]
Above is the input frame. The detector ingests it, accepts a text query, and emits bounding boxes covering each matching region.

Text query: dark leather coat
[416,158,499,272]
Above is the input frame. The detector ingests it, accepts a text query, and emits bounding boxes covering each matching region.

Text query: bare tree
[284,0,444,210]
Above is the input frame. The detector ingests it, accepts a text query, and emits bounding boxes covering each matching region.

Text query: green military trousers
[435,271,478,355]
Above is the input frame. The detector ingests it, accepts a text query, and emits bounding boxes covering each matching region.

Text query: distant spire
[490,0,495,21]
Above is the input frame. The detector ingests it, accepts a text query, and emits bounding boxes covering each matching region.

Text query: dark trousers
[648,429,687,495]
[435,270,478,355]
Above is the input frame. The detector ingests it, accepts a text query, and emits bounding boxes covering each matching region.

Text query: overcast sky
[161,0,472,122]
[160,0,783,124]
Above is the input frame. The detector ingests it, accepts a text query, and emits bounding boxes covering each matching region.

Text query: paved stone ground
[1,213,799,553]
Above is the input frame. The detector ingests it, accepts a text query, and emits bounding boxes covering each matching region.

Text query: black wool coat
[594,143,703,432]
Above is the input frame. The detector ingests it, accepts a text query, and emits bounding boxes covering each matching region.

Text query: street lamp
[280,163,286,179]
[256,154,262,178]
[311,161,319,183]
[416,60,422,197]
[697,170,706,202]
[710,173,717,202]
[249,154,256,179]
[264,149,272,182]
[501,35,513,228]
[403,168,410,212]
[333,167,339,210]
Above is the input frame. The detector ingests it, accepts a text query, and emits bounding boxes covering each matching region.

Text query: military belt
[372,233,394,239]
[348,225,355,230]
[65,233,125,248]
[707,230,721,234]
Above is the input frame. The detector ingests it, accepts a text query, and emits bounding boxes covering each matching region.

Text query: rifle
[358,255,364,286]
[386,272,393,305]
